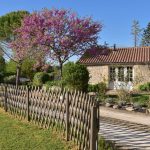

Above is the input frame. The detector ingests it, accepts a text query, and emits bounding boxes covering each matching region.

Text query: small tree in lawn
[11,9,102,78]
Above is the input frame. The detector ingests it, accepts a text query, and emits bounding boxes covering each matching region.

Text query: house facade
[79,47,150,90]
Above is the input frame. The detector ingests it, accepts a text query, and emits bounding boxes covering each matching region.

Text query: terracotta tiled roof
[79,47,150,65]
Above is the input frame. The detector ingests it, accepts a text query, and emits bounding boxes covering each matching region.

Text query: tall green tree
[141,22,150,46]
[0,10,29,86]
[131,20,142,47]
[0,10,29,41]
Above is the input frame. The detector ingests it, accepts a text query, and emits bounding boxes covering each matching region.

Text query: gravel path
[99,107,150,149]
[99,117,150,150]
[100,106,150,126]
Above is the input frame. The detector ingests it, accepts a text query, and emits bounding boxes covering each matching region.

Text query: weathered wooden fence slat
[0,84,99,150]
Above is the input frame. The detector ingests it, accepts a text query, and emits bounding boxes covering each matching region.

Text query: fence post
[96,101,100,150]
[4,85,7,112]
[66,91,69,141]
[27,86,30,121]
[90,106,97,150]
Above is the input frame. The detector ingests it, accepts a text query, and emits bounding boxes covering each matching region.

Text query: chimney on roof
[113,44,116,51]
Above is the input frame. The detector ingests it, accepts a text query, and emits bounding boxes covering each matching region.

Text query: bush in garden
[105,97,115,104]
[33,72,50,86]
[62,62,89,92]
[52,66,61,80]
[139,82,150,91]
[88,82,107,100]
[0,71,5,83]
[0,56,5,82]
[5,60,17,76]
[116,89,131,103]
[88,84,100,92]
[21,59,35,80]
[44,80,64,89]
[48,72,55,81]
[132,95,149,107]
[98,82,107,100]
[4,75,16,84]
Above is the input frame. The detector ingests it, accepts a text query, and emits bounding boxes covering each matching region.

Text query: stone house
[79,46,150,90]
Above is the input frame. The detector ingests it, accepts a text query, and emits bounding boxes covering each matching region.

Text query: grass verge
[0,108,76,150]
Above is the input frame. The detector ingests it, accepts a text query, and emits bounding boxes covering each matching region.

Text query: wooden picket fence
[0,84,99,150]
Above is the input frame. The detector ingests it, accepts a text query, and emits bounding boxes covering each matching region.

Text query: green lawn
[0,109,76,150]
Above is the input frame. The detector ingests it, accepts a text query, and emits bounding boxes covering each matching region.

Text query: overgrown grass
[0,109,76,150]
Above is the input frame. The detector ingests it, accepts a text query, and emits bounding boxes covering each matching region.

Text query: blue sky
[0,0,149,48]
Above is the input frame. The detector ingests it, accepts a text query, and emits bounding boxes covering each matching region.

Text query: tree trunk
[134,34,137,47]
[60,63,63,80]
[59,63,63,89]
[16,64,21,87]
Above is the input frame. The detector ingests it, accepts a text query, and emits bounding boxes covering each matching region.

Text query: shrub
[21,59,35,80]
[62,62,89,92]
[132,95,149,107]
[4,75,16,84]
[88,82,107,100]
[139,82,150,91]
[105,98,115,104]
[53,66,61,80]
[0,56,5,82]
[33,72,50,86]
[116,89,131,103]
[98,82,107,99]
[44,80,64,89]
[0,72,4,83]
[88,84,100,92]
[5,60,17,76]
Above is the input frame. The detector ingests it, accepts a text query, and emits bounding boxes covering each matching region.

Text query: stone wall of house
[133,65,150,85]
[87,65,109,84]
[87,64,150,88]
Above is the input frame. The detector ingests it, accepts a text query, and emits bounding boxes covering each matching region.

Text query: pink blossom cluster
[11,8,102,66]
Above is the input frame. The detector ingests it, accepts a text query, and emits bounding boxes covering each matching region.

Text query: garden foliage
[62,62,89,92]
[0,56,5,82]
[33,72,50,86]
[139,82,150,91]
[88,82,107,100]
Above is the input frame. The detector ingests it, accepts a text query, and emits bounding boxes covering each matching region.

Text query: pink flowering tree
[11,8,102,79]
